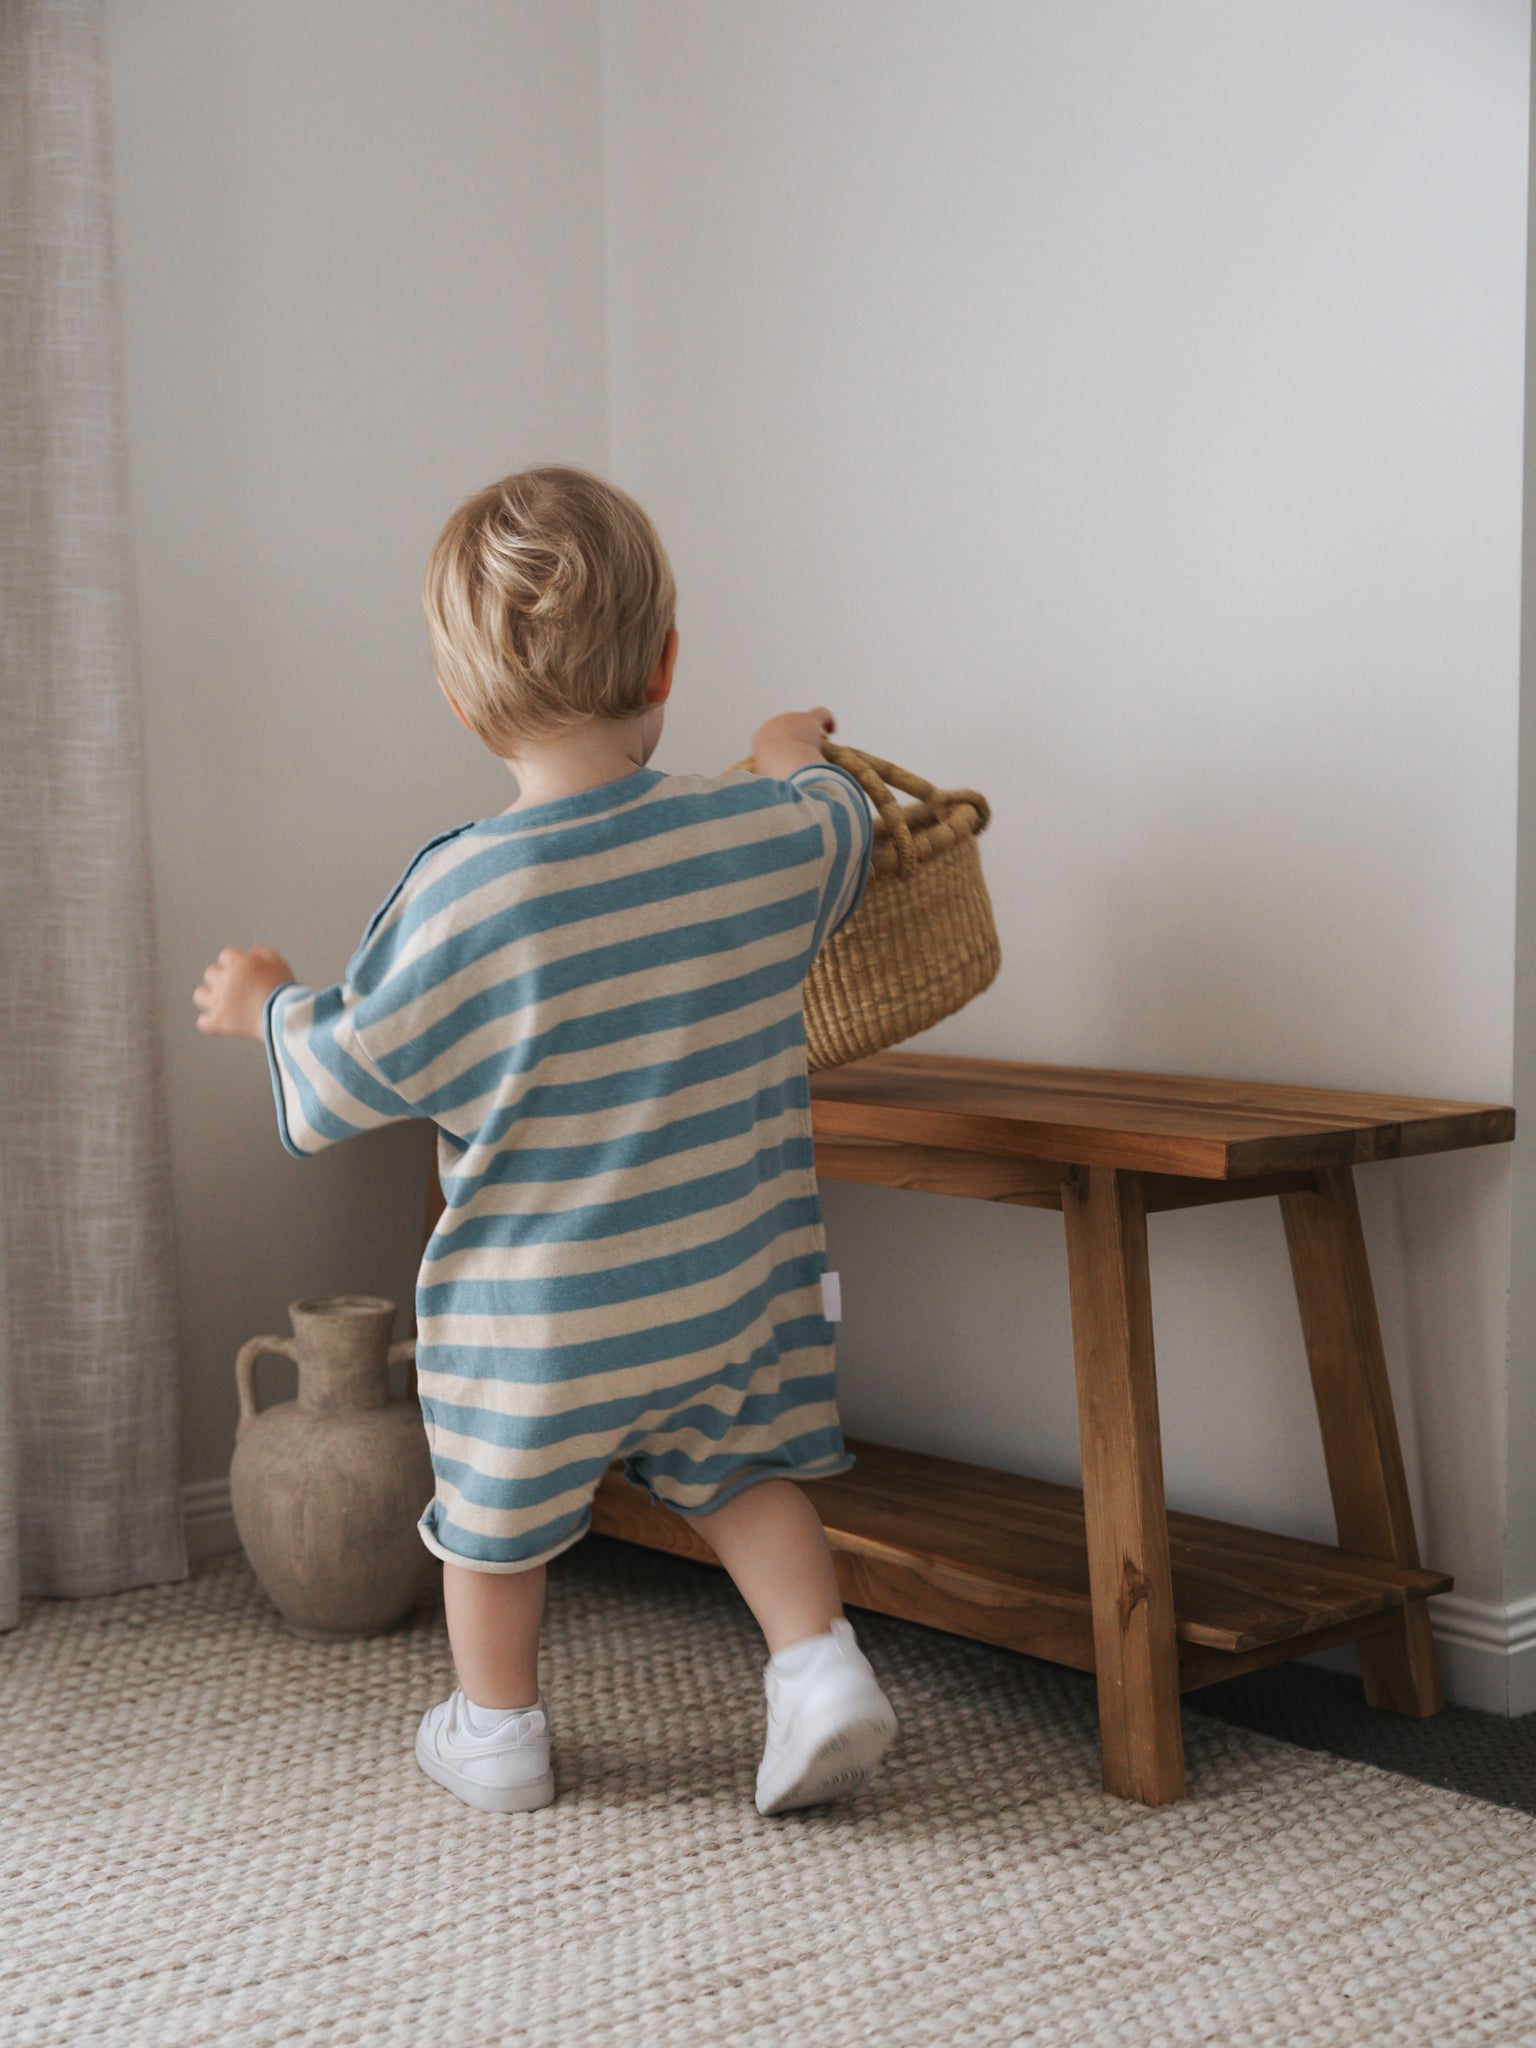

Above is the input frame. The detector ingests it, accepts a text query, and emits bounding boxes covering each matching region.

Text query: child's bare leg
[690,1479,843,1653]
[694,1479,894,1814]
[442,1560,546,1707]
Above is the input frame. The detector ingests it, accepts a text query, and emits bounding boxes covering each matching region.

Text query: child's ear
[645,628,679,707]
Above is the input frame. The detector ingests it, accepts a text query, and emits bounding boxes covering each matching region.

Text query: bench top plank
[809,1051,1515,1180]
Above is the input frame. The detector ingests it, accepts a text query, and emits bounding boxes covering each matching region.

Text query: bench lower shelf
[589,1438,1452,1693]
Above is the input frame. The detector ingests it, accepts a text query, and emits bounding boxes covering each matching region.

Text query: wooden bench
[592,1051,1515,1806]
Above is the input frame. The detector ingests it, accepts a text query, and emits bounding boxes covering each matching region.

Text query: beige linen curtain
[0,0,185,1628]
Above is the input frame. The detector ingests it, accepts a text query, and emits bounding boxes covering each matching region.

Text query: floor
[1188,1655,1536,1817]
[2,1538,1533,2048]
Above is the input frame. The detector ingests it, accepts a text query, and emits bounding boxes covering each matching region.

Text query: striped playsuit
[264,762,873,1571]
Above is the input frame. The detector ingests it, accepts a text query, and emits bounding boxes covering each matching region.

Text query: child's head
[423,466,676,757]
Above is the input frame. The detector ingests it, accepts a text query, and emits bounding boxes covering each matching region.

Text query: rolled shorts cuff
[633,1450,856,1519]
[415,1505,592,1576]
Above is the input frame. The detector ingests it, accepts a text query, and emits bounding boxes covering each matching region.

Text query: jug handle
[389,1338,418,1405]
[234,1337,300,1439]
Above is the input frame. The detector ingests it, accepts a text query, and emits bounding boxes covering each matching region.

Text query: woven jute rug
[3,1540,1533,2048]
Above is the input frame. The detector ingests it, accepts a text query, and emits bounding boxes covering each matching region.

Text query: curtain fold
[0,0,186,1628]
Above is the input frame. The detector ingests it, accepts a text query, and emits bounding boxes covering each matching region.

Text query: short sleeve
[262,821,477,1158]
[264,980,416,1159]
[787,761,874,951]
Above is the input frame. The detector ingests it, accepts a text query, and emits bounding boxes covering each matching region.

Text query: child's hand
[194,945,295,1040]
[752,708,836,780]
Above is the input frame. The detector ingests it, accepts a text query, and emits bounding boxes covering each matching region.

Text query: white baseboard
[1430,1591,1536,1717]
[1306,1593,1536,1716]
[182,1477,239,1564]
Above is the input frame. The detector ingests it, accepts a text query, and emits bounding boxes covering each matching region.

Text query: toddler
[195,466,896,1816]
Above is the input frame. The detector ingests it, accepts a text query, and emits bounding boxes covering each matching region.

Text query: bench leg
[1280,1166,1444,1717]
[1062,1167,1186,1803]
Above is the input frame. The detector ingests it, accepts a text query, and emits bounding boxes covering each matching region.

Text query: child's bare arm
[194,944,295,1040]
[752,707,836,779]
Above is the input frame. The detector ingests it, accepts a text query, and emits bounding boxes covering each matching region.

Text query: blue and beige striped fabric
[264,763,873,1571]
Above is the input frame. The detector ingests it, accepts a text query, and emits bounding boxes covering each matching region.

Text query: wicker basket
[766,741,1001,1072]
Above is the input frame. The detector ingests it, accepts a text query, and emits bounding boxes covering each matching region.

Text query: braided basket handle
[821,740,990,877]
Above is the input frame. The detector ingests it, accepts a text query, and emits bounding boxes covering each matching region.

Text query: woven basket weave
[752,741,1001,1072]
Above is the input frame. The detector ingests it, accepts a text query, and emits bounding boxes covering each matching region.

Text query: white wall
[602,0,1532,1705]
[106,0,608,1505]
[108,0,1533,1708]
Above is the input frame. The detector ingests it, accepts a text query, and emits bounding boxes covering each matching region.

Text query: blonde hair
[422,466,677,754]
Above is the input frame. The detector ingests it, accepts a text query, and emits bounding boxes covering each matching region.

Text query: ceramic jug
[230,1295,437,1637]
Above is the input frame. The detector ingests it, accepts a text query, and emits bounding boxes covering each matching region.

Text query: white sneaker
[755,1620,897,1816]
[415,1690,555,1813]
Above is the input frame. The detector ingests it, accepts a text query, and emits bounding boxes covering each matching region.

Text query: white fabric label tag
[820,1270,842,1322]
